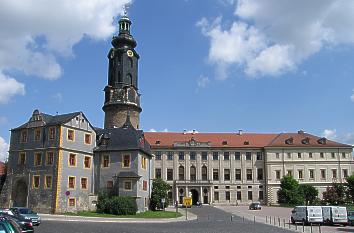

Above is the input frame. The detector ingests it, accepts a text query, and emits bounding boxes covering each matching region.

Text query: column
[200,186,203,203]
[186,186,189,197]
[210,186,213,204]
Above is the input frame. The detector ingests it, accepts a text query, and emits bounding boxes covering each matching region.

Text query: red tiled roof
[144,132,352,149]
[0,162,5,176]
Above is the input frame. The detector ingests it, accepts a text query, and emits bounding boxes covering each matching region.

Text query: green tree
[346,174,354,203]
[277,175,304,205]
[322,183,347,205]
[150,178,170,211]
[299,184,318,205]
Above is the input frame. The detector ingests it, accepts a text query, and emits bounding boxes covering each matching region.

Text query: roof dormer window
[318,137,327,145]
[244,141,250,145]
[222,140,228,145]
[285,137,293,145]
[301,137,310,145]
[155,140,161,145]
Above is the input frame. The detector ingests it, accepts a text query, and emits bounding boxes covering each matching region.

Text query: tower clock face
[127,50,134,57]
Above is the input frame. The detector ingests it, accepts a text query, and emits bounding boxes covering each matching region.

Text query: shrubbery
[96,191,137,215]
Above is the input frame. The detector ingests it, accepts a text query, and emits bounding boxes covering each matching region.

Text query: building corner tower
[103,15,141,129]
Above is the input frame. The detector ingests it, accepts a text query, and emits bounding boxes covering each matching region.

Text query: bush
[96,191,137,215]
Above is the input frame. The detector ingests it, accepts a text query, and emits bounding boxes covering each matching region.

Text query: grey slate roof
[117,171,141,178]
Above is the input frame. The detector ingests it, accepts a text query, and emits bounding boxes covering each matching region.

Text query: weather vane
[123,4,130,16]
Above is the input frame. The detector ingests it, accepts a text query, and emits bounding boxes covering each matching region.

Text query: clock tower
[103,14,141,129]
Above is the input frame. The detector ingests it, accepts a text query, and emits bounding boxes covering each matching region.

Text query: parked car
[291,206,323,224]
[322,206,348,225]
[9,208,40,226]
[0,216,21,233]
[0,213,33,233]
[249,202,262,210]
[348,210,354,226]
[0,209,16,216]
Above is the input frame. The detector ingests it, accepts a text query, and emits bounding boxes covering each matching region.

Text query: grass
[64,210,182,219]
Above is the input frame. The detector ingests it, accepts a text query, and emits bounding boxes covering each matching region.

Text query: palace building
[0,14,353,213]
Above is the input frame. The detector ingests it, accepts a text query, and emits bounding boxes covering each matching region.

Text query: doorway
[190,189,199,205]
[12,179,28,207]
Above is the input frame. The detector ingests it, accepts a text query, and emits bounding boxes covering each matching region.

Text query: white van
[322,206,348,225]
[291,206,323,224]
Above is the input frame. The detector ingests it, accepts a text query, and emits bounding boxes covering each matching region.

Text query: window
[287,170,293,177]
[276,153,280,159]
[124,180,132,191]
[102,155,109,168]
[34,129,41,141]
[235,152,241,160]
[107,181,113,189]
[214,186,218,189]
[67,129,75,141]
[275,170,281,180]
[224,169,230,181]
[331,152,335,159]
[248,191,253,200]
[320,169,326,179]
[246,152,252,160]
[259,190,264,200]
[332,169,337,179]
[342,152,346,159]
[298,170,303,179]
[225,191,230,201]
[320,152,324,158]
[143,180,148,191]
[49,127,56,140]
[68,176,76,189]
[155,151,162,160]
[202,152,208,161]
[81,177,88,189]
[237,191,241,200]
[155,168,161,179]
[235,169,241,180]
[34,152,42,166]
[214,192,219,201]
[213,152,219,160]
[69,153,76,167]
[84,134,91,144]
[225,185,230,189]
[224,152,230,161]
[257,168,263,180]
[190,166,196,181]
[33,175,40,188]
[167,151,173,160]
[178,152,184,161]
[309,152,313,158]
[309,169,314,179]
[237,186,241,189]
[46,152,54,166]
[287,153,291,159]
[20,130,27,143]
[123,154,131,168]
[141,156,147,169]
[343,169,348,178]
[246,169,252,180]
[68,198,76,207]
[298,153,302,158]
[213,169,219,180]
[190,151,196,160]
[45,175,52,188]
[256,152,262,160]
[18,152,26,165]
[84,156,91,168]
[178,166,185,180]
[202,166,208,181]
[167,169,173,181]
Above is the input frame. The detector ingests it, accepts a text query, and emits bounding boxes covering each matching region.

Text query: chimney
[183,129,187,135]
[238,129,243,135]
[192,129,196,135]
[298,130,305,134]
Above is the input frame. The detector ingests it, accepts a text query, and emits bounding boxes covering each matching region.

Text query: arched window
[202,165,208,181]
[118,72,122,83]
[126,73,133,86]
[178,166,184,181]
[190,166,196,181]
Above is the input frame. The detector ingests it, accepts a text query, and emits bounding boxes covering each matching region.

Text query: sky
[1,0,354,161]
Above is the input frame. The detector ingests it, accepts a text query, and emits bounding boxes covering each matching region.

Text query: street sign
[65,191,70,196]
[183,197,192,207]
[161,198,165,203]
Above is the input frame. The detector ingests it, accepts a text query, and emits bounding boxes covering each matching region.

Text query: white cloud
[197,75,210,88]
[322,129,354,145]
[199,0,354,79]
[0,72,25,104]
[149,129,157,132]
[0,137,9,162]
[322,129,337,140]
[351,89,354,102]
[52,92,63,102]
[0,0,131,88]
[148,128,169,132]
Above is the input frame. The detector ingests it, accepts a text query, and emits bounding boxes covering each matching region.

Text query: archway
[190,189,199,205]
[12,179,28,207]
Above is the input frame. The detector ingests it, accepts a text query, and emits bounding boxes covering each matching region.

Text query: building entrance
[190,189,199,205]
[12,179,27,207]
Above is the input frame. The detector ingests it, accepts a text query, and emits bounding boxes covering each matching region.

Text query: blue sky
[1,0,354,160]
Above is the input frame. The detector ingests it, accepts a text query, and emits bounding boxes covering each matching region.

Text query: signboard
[65,191,70,196]
[183,197,192,207]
